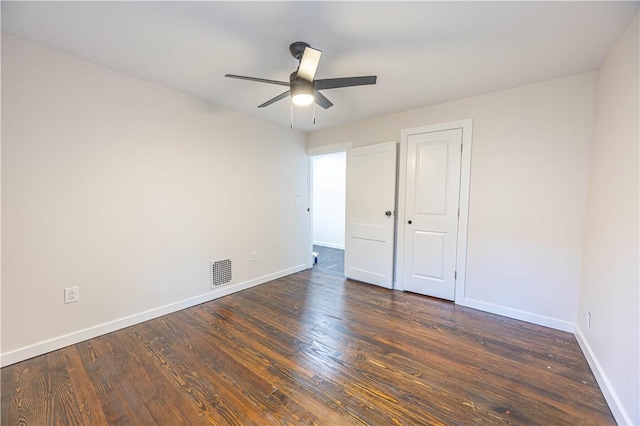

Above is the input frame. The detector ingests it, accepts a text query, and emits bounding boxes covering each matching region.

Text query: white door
[403,129,462,300]
[344,141,397,288]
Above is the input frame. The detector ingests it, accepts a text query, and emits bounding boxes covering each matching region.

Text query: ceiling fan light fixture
[291,84,314,106]
[292,93,314,106]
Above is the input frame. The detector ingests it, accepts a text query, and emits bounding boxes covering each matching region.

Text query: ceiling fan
[225,41,377,110]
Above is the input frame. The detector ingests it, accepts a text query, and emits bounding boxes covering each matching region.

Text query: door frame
[396,119,473,303]
[307,142,353,269]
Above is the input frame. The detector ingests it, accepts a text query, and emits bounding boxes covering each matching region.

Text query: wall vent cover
[211,259,232,288]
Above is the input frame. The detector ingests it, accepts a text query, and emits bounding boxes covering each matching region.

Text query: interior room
[1,2,638,425]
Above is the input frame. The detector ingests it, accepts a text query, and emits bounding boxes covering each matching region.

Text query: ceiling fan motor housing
[289,71,311,86]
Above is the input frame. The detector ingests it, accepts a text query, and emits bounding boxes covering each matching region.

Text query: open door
[344,141,397,288]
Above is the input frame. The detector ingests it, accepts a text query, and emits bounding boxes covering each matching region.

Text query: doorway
[310,151,346,276]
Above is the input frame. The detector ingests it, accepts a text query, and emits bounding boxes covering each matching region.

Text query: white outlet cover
[64,287,79,303]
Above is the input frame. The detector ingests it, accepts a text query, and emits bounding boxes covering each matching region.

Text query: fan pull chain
[290,102,293,129]
[313,101,316,125]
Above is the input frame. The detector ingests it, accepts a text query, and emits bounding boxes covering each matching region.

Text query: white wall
[1,35,309,363]
[576,15,639,426]
[312,152,346,249]
[308,72,597,331]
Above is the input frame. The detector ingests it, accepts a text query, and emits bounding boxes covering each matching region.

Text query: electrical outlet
[251,251,257,262]
[587,311,592,329]
[64,287,79,304]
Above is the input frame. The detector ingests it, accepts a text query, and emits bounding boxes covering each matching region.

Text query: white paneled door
[403,129,463,300]
[344,141,397,289]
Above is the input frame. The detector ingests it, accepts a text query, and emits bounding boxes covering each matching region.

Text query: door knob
[385,210,392,217]
[408,220,412,224]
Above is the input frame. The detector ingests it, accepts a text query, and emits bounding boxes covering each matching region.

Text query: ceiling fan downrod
[289,41,311,61]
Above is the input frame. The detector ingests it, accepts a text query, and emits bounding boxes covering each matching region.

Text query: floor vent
[211,259,232,289]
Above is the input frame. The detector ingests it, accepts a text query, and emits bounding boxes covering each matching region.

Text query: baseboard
[457,297,574,332]
[574,325,632,425]
[0,264,307,367]
[312,241,345,250]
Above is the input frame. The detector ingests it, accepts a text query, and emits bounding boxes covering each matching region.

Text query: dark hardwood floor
[2,269,614,425]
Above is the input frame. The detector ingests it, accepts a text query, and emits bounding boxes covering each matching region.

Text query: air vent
[210,259,232,289]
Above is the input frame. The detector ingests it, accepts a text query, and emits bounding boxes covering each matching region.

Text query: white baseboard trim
[574,325,631,426]
[0,264,307,367]
[458,297,574,332]
[312,241,345,250]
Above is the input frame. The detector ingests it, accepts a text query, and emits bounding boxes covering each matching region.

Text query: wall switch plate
[64,287,79,304]
[251,251,257,262]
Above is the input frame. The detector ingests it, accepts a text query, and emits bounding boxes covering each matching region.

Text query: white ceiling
[2,1,638,132]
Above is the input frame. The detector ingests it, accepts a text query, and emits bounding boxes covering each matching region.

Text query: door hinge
[461,144,463,153]
[458,208,460,217]
[454,271,457,280]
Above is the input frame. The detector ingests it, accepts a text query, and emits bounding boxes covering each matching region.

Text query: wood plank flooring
[2,269,614,425]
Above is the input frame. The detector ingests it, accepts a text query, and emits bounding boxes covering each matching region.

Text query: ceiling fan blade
[296,47,322,82]
[225,74,290,87]
[314,76,377,90]
[314,91,333,109]
[257,90,290,108]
